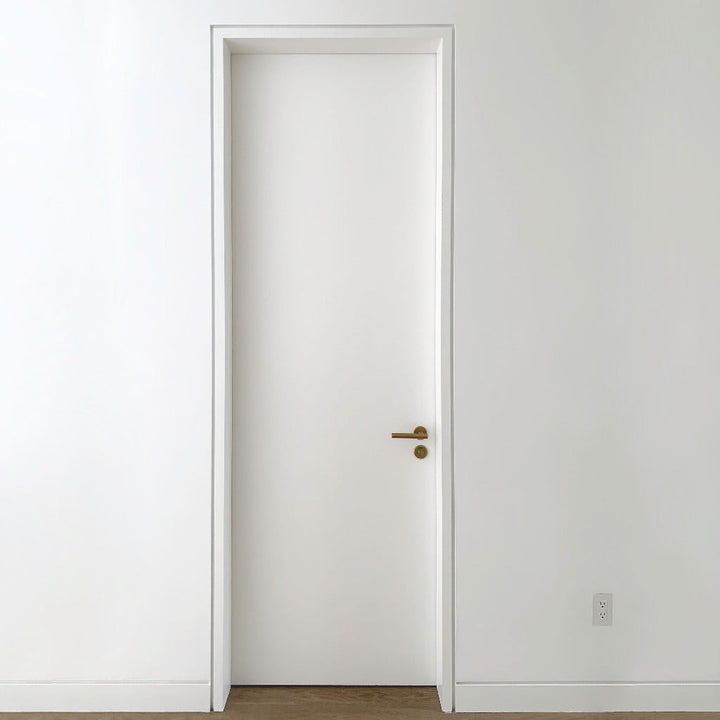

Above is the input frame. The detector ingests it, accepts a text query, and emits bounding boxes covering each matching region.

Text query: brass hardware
[391,426,428,440]
[414,445,428,459]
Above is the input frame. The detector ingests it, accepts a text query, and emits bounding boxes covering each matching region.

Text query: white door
[231,52,436,685]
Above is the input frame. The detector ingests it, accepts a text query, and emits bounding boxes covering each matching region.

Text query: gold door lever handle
[392,426,428,439]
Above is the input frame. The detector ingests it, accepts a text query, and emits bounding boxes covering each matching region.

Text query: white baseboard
[455,682,720,713]
[0,682,210,712]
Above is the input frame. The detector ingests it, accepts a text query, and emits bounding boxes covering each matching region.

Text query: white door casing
[211,25,454,712]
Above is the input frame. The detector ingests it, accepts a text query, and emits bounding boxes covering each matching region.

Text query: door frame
[210,25,455,712]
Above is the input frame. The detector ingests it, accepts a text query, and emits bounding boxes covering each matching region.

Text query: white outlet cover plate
[593,592,613,626]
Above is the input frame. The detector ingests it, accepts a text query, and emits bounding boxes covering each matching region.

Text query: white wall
[1,0,720,712]
[453,0,720,698]
[0,0,212,710]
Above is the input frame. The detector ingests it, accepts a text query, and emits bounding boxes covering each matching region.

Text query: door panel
[231,53,436,684]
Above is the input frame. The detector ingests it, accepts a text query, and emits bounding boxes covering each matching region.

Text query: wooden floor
[4,686,720,719]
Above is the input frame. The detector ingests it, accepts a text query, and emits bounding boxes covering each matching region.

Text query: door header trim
[214,25,451,54]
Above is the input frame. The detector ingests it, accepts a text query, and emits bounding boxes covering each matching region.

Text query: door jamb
[211,24,455,712]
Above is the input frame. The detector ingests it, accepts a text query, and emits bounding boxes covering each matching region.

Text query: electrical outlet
[593,593,613,626]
